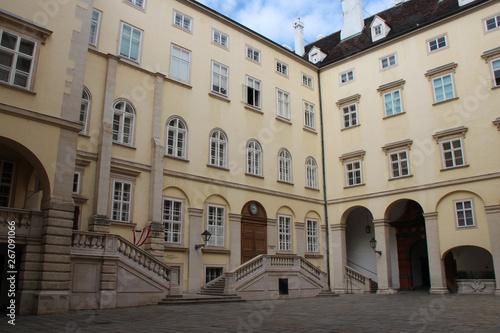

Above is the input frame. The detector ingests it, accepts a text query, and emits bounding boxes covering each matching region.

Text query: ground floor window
[205,266,223,283]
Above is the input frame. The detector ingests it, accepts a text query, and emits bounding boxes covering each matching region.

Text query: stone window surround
[432,126,469,171]
[425,62,458,105]
[339,150,366,188]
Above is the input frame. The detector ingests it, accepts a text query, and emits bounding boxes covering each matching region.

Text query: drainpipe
[317,69,332,291]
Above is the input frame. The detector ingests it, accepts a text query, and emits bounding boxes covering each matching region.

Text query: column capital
[330,224,345,232]
[485,205,500,214]
[228,213,242,222]
[188,208,203,217]
[373,219,390,227]
[423,212,438,220]
[295,222,305,229]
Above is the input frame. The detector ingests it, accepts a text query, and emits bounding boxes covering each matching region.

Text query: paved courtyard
[1,292,499,332]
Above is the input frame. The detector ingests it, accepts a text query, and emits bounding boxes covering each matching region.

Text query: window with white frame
[428,35,447,52]
[124,0,145,9]
[246,45,260,63]
[72,172,81,194]
[302,74,313,89]
[79,87,91,134]
[373,25,382,36]
[119,22,142,62]
[244,76,261,108]
[112,100,135,145]
[89,9,101,46]
[345,161,362,186]
[212,29,229,48]
[340,69,354,84]
[278,215,292,251]
[455,199,475,227]
[0,160,15,207]
[389,151,410,178]
[278,149,292,183]
[209,129,228,168]
[485,14,500,32]
[441,139,465,168]
[173,11,192,31]
[211,62,228,95]
[163,198,183,243]
[0,30,36,89]
[246,140,262,176]
[303,101,315,129]
[306,219,319,253]
[170,45,191,83]
[276,60,288,76]
[276,89,290,119]
[342,104,358,128]
[432,74,455,103]
[380,54,397,69]
[491,58,500,87]
[305,157,318,189]
[207,205,225,246]
[111,180,132,222]
[166,117,187,158]
[383,90,402,116]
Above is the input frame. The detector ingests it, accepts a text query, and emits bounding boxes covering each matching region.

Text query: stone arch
[162,186,191,208]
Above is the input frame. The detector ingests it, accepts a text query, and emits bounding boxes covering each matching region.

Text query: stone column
[295,222,305,257]
[373,219,396,294]
[424,212,449,294]
[187,208,203,293]
[331,224,346,293]
[229,213,242,270]
[267,218,277,255]
[90,55,119,233]
[321,225,328,272]
[143,221,165,260]
[485,205,500,295]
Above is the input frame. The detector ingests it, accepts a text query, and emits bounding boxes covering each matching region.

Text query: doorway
[241,201,267,263]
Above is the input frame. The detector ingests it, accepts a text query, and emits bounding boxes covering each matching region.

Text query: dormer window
[370,16,391,42]
[308,46,327,64]
[373,25,382,36]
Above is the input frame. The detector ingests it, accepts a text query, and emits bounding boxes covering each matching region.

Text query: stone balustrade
[0,207,43,239]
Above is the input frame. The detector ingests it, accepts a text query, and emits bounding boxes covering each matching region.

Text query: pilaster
[267,218,277,255]
[485,205,500,295]
[187,208,203,293]
[229,213,242,270]
[330,224,346,293]
[295,222,305,257]
[423,212,449,295]
[143,221,165,260]
[373,219,396,294]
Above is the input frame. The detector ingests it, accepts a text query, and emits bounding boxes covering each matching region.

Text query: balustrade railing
[345,266,374,293]
[0,207,43,237]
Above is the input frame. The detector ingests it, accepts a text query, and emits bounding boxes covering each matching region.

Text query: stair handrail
[347,259,378,276]
[345,265,373,292]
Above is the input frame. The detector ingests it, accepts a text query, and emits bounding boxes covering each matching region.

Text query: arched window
[112,100,135,145]
[209,129,227,168]
[246,140,262,176]
[278,149,292,183]
[79,87,91,134]
[305,157,318,189]
[166,117,187,158]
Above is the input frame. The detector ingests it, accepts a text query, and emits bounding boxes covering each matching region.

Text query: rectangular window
[0,160,15,207]
[340,70,354,84]
[389,151,409,178]
[205,267,223,283]
[491,59,500,87]
[170,45,190,83]
[373,25,382,36]
[306,219,319,253]
[0,30,36,88]
[163,198,183,243]
[278,215,292,251]
[302,73,313,88]
[211,62,228,95]
[432,74,455,103]
[89,9,101,46]
[345,161,362,186]
[455,200,475,227]
[342,104,358,128]
[384,90,402,116]
[207,205,225,247]
[212,29,229,48]
[276,89,290,119]
[124,0,145,9]
[441,139,465,168]
[246,46,260,63]
[119,22,142,62]
[485,14,500,31]
[276,60,288,76]
[428,35,447,52]
[380,54,397,69]
[72,172,81,194]
[303,101,315,129]
[111,181,132,222]
[245,76,261,108]
[174,11,192,31]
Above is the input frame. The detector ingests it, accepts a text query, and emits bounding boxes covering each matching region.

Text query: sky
[196,0,396,48]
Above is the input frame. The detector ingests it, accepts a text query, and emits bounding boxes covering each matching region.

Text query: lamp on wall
[369,237,382,255]
[195,230,212,250]
[365,223,371,234]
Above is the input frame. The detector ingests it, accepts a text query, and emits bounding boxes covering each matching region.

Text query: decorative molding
[382,139,413,154]
[202,248,230,255]
[0,9,52,43]
[432,126,468,142]
[493,117,500,131]
[111,158,151,173]
[377,79,406,94]
[336,94,361,108]
[425,62,458,80]
[339,150,366,163]
[481,47,500,63]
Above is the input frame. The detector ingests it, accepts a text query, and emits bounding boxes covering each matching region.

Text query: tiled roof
[305,0,490,67]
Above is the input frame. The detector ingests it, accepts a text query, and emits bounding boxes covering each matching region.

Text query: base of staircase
[159,294,245,305]
[317,290,339,297]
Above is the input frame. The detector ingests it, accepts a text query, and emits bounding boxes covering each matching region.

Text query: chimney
[294,18,305,56]
[340,0,365,41]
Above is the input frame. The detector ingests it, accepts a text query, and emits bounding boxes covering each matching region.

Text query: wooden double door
[241,202,267,263]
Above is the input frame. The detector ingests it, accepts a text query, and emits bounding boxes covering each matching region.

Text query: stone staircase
[198,276,228,296]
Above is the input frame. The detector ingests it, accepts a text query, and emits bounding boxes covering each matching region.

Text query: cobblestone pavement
[1,292,500,333]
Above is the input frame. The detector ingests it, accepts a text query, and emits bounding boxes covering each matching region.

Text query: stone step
[317,291,339,297]
[159,295,244,305]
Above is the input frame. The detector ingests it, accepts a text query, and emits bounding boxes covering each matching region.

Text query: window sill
[245,57,261,66]
[276,116,292,125]
[303,127,317,134]
[275,71,289,79]
[344,183,365,189]
[388,174,413,181]
[440,164,470,172]
[305,186,320,191]
[172,24,193,34]
[277,180,294,186]
[208,92,230,103]
[456,225,477,230]
[246,173,264,179]
[202,247,230,254]
[112,142,136,149]
[211,42,229,51]
[276,252,295,255]
[118,55,141,66]
[341,124,361,131]
[122,0,146,12]
[164,245,189,252]
[433,97,459,106]
[165,154,189,162]
[383,111,406,119]
[110,220,137,228]
[305,253,323,259]
[0,81,36,95]
[244,104,263,114]
[491,85,500,91]
[73,195,89,203]
[78,132,91,138]
[166,77,193,89]
[207,164,230,171]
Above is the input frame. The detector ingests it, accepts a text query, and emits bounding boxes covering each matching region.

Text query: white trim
[277,214,292,252]
[454,199,475,228]
[206,204,226,247]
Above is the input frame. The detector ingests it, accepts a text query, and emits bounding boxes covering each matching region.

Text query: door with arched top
[241,201,267,263]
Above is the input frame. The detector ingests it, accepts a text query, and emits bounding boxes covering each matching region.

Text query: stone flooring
[1,292,499,332]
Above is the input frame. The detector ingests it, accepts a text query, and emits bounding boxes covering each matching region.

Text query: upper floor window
[302,73,313,88]
[339,69,354,85]
[342,104,358,128]
[0,30,36,89]
[72,172,81,195]
[382,139,413,179]
[276,89,290,120]
[79,87,91,134]
[425,63,457,104]
[339,150,365,187]
[89,9,101,46]
[455,199,475,227]
[380,53,397,70]
[124,0,145,9]
[207,205,225,247]
[119,22,142,62]
[112,100,135,145]
[111,180,132,222]
[244,76,261,108]
[0,160,15,207]
[246,45,260,63]
[173,11,192,32]
[276,60,288,76]
[383,90,402,116]
[278,215,292,252]
[278,149,292,183]
[303,101,315,130]
[485,14,500,32]
[163,198,183,243]
[166,117,187,159]
[170,45,191,83]
[212,29,229,48]
[211,62,228,96]
[305,157,318,189]
[209,129,228,168]
[491,58,500,87]
[306,219,319,253]
[247,140,263,176]
[428,35,447,53]
[373,25,382,36]
[433,127,468,170]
